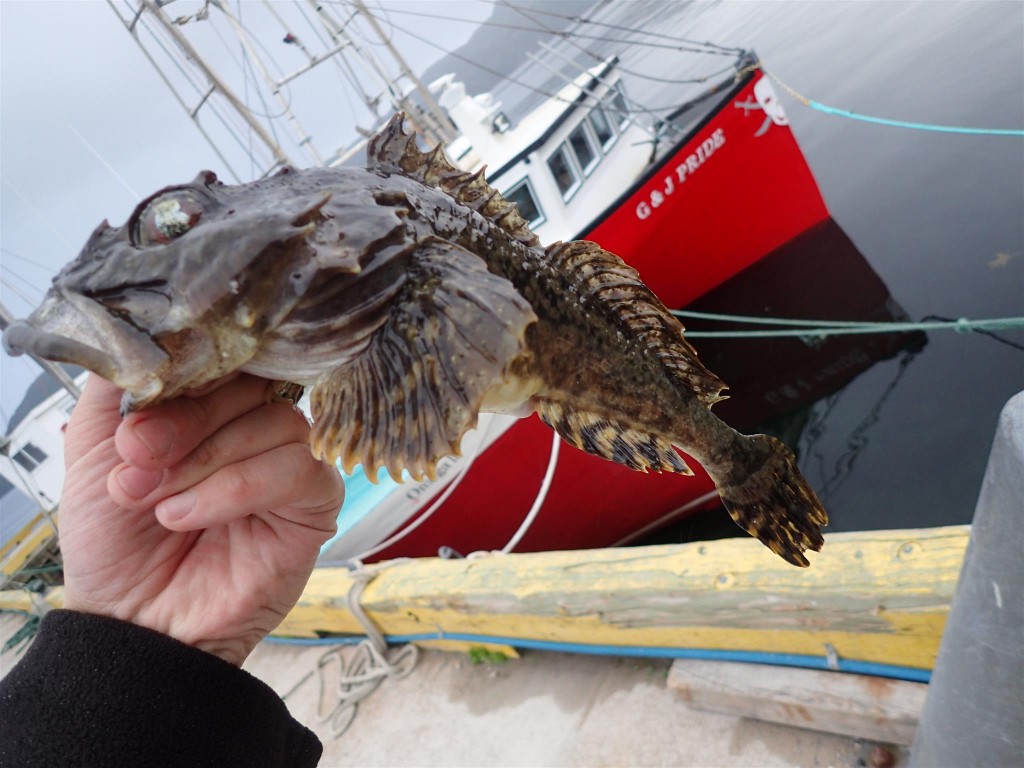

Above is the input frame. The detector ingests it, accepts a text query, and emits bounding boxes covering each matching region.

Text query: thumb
[65,376,125,467]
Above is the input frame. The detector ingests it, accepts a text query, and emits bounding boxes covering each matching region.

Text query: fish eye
[133,192,203,246]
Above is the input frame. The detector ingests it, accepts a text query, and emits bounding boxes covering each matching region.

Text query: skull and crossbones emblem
[735,78,790,137]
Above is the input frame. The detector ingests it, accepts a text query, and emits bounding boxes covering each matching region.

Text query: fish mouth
[3,319,119,379]
[2,291,170,401]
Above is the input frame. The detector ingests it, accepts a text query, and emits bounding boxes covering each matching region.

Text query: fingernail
[157,491,195,523]
[116,466,163,500]
[133,417,175,462]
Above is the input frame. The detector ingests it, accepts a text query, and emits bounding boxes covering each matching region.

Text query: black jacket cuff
[0,609,322,767]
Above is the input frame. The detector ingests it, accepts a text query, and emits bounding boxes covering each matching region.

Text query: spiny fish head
[2,169,332,410]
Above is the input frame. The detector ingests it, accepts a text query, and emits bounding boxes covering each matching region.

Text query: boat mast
[111,0,293,179]
[107,0,457,180]
[349,0,457,144]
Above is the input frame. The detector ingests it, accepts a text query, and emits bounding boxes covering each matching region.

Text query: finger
[154,442,343,533]
[181,370,241,399]
[115,374,278,470]
[108,399,313,509]
[64,375,124,467]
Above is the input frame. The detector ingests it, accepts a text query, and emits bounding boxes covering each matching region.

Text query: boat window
[588,106,616,151]
[502,178,545,227]
[547,145,581,200]
[607,83,630,129]
[567,123,599,176]
[13,442,48,471]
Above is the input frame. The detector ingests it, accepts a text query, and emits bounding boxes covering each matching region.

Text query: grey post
[910,392,1024,766]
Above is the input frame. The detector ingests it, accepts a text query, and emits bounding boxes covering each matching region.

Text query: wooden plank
[0,526,968,671]
[668,658,927,745]
[0,587,62,614]
[0,514,58,586]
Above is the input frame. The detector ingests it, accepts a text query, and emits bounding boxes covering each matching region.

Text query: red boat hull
[584,72,829,306]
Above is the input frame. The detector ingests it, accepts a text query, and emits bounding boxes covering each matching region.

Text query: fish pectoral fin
[309,237,537,482]
[536,400,693,475]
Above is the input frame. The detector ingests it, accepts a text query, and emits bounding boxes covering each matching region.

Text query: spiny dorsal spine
[367,113,539,247]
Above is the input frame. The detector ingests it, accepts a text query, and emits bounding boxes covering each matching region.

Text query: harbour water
[591,1,1024,537]
[431,0,1024,538]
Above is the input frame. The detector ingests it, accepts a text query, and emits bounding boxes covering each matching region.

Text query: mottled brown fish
[3,115,827,566]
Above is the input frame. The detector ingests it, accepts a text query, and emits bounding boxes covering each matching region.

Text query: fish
[2,114,827,566]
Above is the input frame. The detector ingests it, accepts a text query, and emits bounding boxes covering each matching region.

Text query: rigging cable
[503,0,745,87]
[0,248,58,277]
[0,276,41,307]
[0,268,44,302]
[479,0,746,57]
[132,10,262,179]
[330,0,747,90]
[282,0,363,121]
[328,4,663,140]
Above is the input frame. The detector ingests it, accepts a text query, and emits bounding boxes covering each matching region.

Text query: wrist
[189,637,256,667]
[63,591,259,667]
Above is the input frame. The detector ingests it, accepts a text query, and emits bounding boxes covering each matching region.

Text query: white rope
[281,563,418,740]
[500,429,560,554]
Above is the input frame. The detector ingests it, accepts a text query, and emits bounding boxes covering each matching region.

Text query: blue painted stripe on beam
[266,631,932,683]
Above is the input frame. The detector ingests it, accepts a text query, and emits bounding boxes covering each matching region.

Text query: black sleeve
[0,610,322,768]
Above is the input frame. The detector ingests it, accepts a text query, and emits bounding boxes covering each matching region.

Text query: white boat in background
[0,370,85,588]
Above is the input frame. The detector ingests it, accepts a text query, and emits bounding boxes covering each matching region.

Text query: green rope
[671,311,1024,340]
[15,563,63,576]
[761,66,1024,137]
[2,614,39,654]
[807,101,1024,137]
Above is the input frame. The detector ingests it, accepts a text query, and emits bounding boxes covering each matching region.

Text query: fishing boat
[94,0,931,563]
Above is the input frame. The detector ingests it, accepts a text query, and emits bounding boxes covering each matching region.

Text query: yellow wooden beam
[280,525,968,671]
[0,526,968,671]
[0,514,58,580]
[0,585,63,613]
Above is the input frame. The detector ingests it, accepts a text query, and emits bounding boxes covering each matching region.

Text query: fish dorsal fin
[309,237,537,482]
[367,113,540,247]
[536,400,692,475]
[546,240,727,407]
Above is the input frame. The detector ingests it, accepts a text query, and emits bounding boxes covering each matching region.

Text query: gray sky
[0,0,488,430]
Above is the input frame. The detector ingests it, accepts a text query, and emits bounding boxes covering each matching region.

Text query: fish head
[3,170,331,411]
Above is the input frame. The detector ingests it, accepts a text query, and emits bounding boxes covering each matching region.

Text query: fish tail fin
[716,435,828,567]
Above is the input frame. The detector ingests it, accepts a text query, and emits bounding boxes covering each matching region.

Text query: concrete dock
[1,610,896,766]
[243,639,889,767]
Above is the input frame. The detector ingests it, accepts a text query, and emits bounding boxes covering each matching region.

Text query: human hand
[59,374,344,666]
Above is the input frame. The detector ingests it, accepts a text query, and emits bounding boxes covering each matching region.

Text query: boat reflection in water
[322,216,925,564]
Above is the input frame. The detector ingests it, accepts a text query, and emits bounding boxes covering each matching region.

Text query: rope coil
[281,562,419,740]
